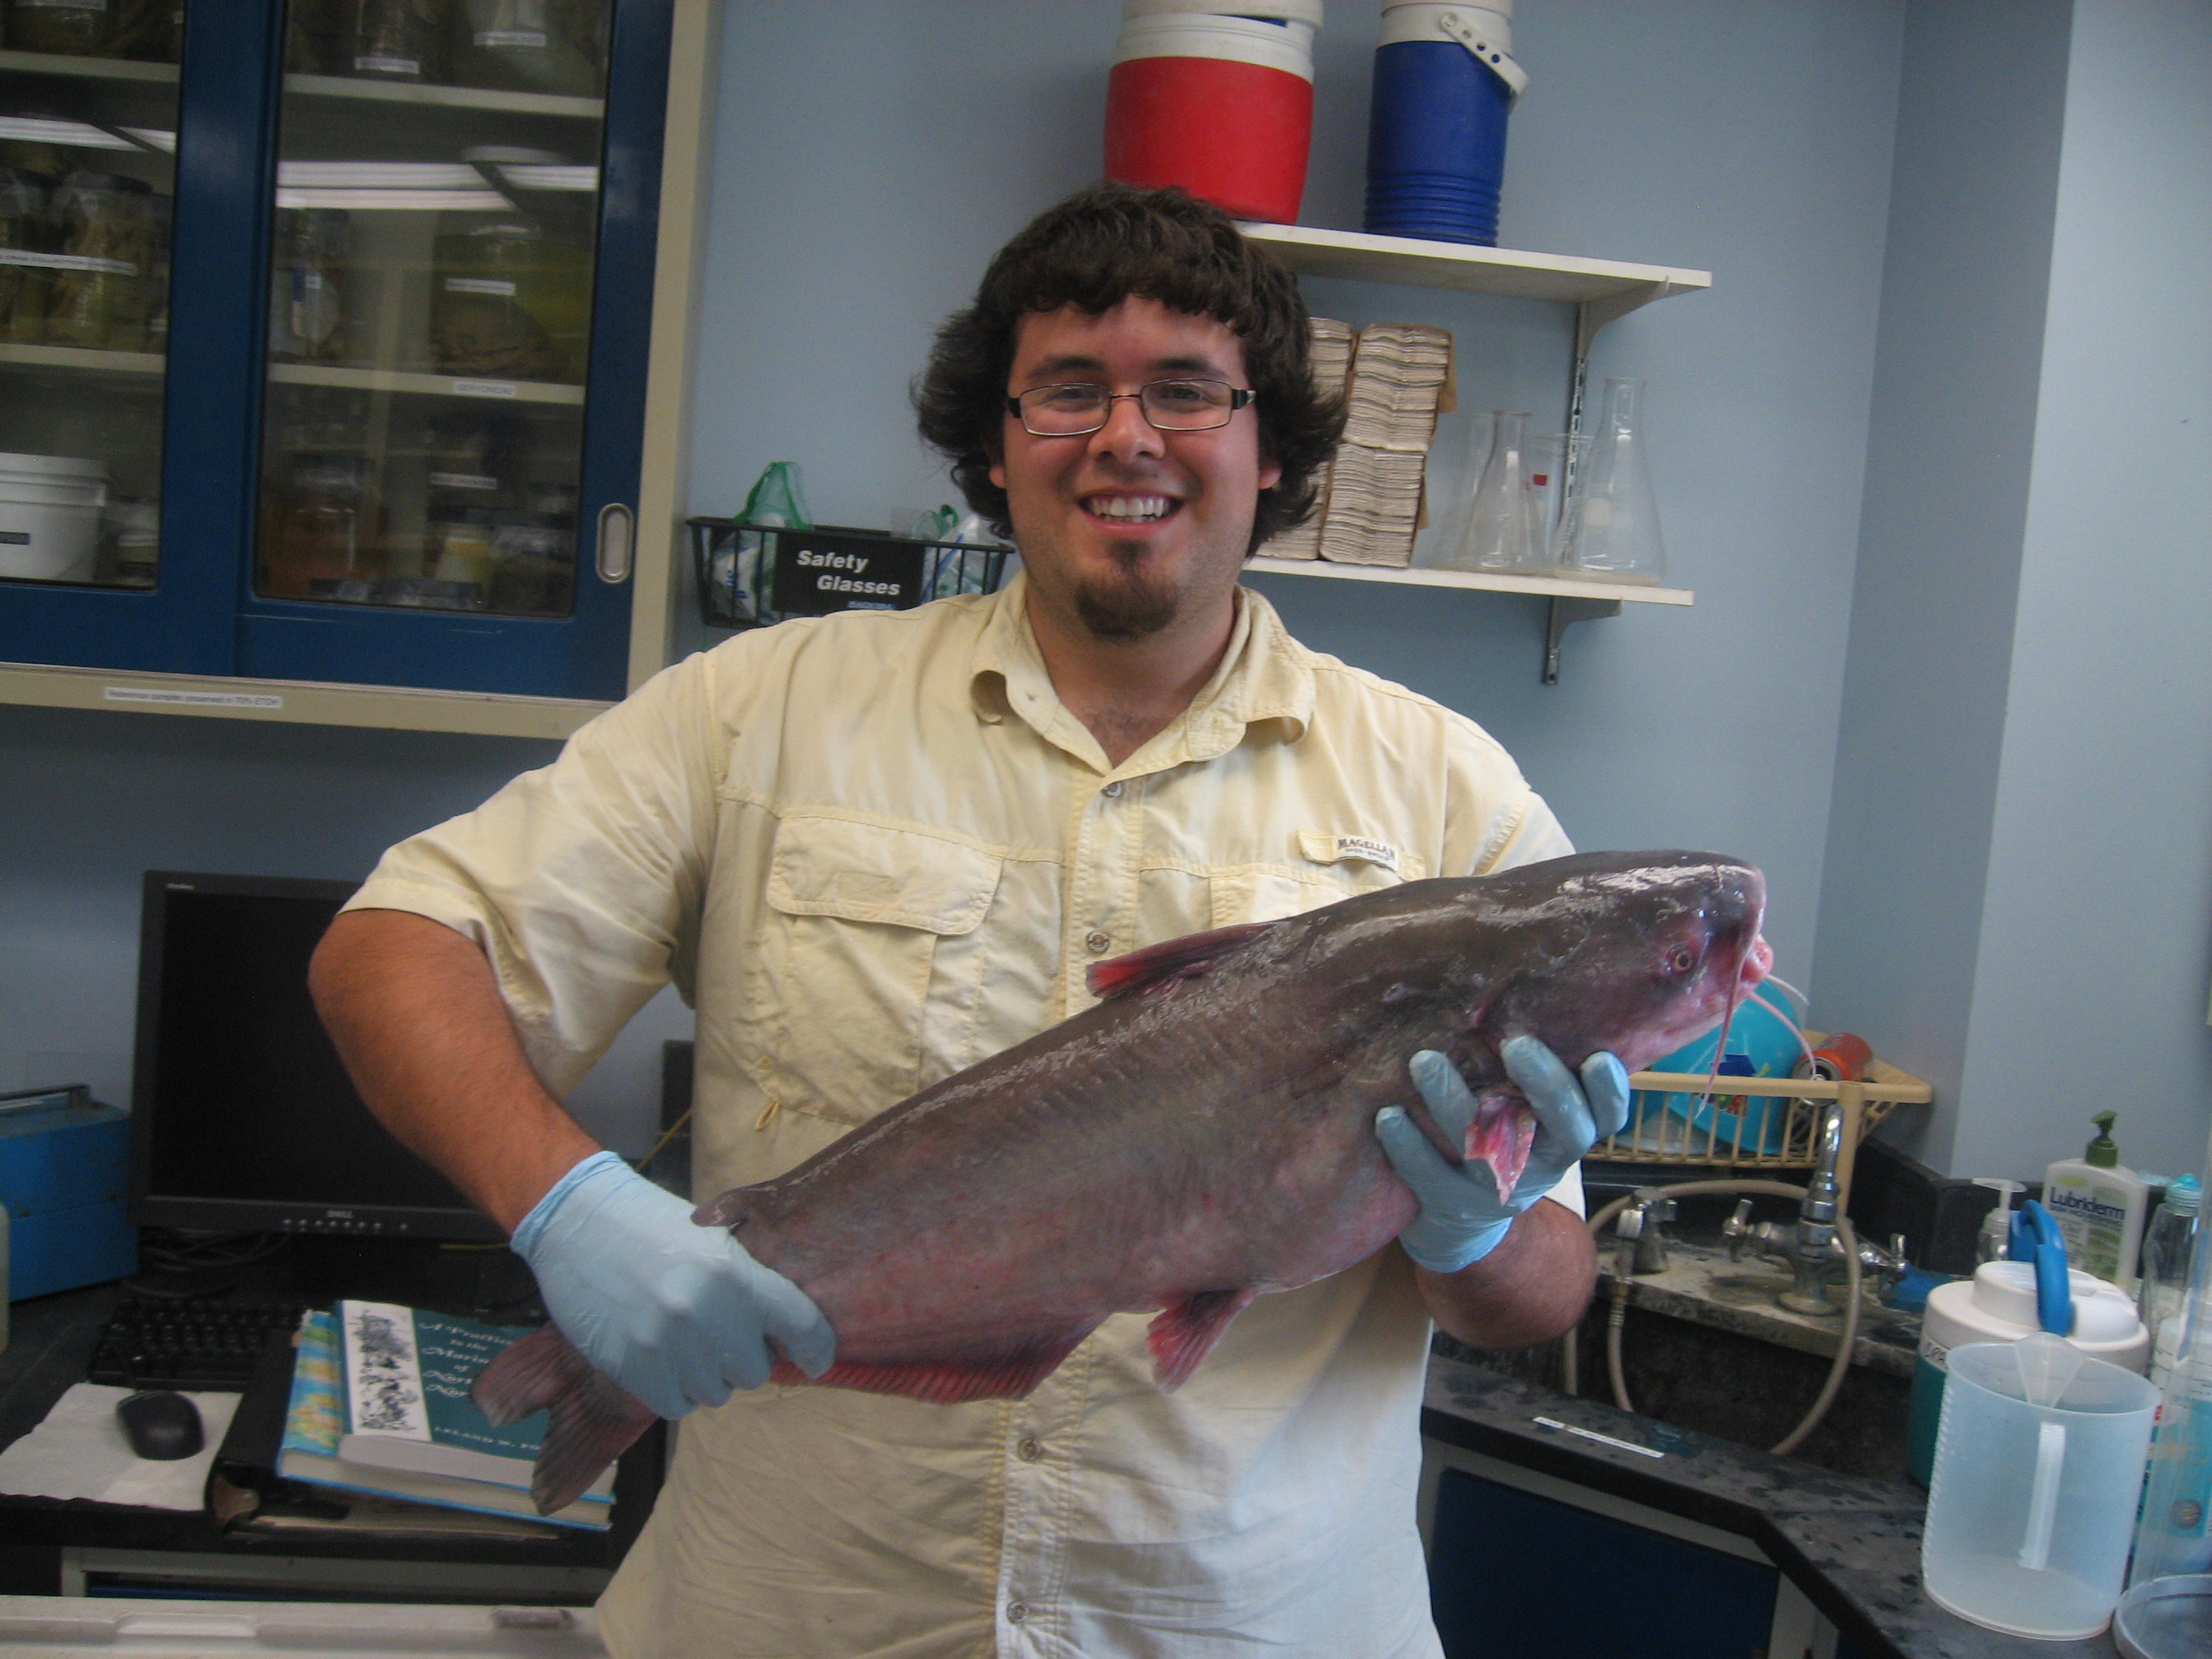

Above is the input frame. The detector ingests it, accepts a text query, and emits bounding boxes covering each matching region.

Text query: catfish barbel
[477,850,1771,1512]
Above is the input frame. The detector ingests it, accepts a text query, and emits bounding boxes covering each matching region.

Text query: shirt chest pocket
[751,816,1002,1128]
[1208,836,1421,928]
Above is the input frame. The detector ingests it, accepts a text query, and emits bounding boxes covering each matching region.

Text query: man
[312,182,1624,1657]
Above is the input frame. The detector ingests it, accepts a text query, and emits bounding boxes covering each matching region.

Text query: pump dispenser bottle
[2045,1111,2152,1292]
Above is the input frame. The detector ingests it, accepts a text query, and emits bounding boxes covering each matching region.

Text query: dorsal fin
[1086,921,1277,1000]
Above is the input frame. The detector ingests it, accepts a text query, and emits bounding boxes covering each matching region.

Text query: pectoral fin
[1145,1287,1258,1392]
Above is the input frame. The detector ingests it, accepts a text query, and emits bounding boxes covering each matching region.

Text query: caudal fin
[472,1324,660,1516]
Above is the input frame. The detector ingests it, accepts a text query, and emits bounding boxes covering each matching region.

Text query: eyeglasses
[1005,379,1258,437]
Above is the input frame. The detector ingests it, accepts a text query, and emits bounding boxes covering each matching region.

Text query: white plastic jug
[1922,1334,2159,1639]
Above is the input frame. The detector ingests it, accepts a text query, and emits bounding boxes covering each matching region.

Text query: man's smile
[1081,492,1181,526]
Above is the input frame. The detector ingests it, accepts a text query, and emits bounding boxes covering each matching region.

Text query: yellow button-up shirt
[350,575,1575,1659]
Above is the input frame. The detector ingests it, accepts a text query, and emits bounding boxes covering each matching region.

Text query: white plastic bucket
[0,451,107,583]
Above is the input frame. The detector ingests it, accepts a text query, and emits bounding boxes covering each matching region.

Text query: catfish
[477,850,1771,1513]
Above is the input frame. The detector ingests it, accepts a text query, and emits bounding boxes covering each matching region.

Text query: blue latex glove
[510,1151,837,1419]
[1375,1036,1632,1273]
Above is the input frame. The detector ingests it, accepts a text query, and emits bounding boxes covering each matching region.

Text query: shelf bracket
[1544,595,1620,683]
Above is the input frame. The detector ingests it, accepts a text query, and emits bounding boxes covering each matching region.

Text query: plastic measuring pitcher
[1922,1334,2159,1639]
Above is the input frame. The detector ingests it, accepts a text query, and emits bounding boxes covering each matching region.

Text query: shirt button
[1006,1602,1029,1624]
[1017,1436,1042,1461]
[1101,780,1123,797]
[1085,929,1111,954]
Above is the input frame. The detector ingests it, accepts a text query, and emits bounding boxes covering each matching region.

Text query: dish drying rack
[1602,1033,1932,1209]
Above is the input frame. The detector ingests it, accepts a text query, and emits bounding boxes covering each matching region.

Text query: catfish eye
[1666,947,1697,974]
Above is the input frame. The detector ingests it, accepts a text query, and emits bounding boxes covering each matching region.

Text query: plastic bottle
[1972,1177,2025,1265]
[2143,1176,2202,1388]
[2045,1111,2152,1293]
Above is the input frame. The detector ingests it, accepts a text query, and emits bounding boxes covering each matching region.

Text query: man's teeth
[1090,496,1172,522]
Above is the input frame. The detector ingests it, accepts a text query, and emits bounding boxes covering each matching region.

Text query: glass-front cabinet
[0,0,676,707]
[0,17,180,594]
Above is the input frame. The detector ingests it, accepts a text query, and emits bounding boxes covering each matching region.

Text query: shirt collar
[967,569,1316,772]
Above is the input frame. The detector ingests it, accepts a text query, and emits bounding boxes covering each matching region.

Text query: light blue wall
[0,704,687,1154]
[686,0,1909,996]
[1954,0,2212,1181]
[1814,0,2212,1183]
[1808,1,2073,1170]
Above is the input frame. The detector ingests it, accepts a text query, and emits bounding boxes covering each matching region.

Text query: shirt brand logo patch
[1303,833,1402,874]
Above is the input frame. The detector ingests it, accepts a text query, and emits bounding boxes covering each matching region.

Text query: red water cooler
[1104,0,1322,225]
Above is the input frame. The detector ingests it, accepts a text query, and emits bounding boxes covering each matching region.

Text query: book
[335,1298,616,1502]
[278,1307,612,1531]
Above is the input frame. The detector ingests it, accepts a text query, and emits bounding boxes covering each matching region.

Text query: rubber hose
[1569,1179,1862,1459]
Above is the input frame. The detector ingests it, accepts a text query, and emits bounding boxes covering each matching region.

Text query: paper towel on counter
[0,1382,240,1511]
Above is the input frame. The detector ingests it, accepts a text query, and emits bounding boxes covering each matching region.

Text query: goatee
[1072,541,1180,641]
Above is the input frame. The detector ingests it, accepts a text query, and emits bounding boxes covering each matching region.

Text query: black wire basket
[689,518,1013,630]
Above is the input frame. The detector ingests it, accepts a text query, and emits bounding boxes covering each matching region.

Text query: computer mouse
[117,1390,203,1460]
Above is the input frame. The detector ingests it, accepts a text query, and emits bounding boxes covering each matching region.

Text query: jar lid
[1121,0,1324,24]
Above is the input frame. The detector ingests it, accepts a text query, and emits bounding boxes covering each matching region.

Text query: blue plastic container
[1364,5,1521,246]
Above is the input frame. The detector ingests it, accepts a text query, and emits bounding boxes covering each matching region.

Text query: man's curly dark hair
[914,182,1344,555]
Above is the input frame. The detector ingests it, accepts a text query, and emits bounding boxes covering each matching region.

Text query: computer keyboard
[87,1295,313,1390]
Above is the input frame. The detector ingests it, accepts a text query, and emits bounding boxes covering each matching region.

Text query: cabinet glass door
[0,10,182,595]
[236,0,661,699]
[255,3,606,624]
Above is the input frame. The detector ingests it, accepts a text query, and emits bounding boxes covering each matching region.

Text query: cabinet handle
[595,503,635,584]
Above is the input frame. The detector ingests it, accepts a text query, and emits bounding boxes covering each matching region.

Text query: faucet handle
[1723,1198,1756,1261]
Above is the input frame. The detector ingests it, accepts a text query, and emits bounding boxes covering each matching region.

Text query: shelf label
[0,250,137,276]
[443,277,518,297]
[449,379,518,398]
[353,55,419,75]
[104,686,284,710]
[476,29,548,46]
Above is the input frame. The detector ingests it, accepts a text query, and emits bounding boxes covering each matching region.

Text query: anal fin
[1145,1287,1257,1392]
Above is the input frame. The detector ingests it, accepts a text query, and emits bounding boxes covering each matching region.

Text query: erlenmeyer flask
[1558,377,1664,584]
[1456,410,1544,573]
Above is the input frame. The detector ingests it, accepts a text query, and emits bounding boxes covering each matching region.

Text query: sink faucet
[1724,1100,1909,1314]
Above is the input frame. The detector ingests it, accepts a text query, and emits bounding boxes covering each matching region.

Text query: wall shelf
[1246,558,1692,684]
[266,363,585,405]
[0,49,178,84]
[1246,556,1691,607]
[1239,223,1712,680]
[0,342,164,376]
[284,72,602,121]
[1239,223,1710,326]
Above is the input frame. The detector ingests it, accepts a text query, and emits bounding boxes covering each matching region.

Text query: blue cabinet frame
[0,0,672,703]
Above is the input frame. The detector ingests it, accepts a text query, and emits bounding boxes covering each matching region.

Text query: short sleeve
[345,652,723,1097]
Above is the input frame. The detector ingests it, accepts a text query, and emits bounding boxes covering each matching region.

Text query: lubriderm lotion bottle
[2044,1111,2152,1292]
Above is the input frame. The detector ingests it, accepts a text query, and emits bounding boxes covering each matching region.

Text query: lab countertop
[1420,1356,2119,1659]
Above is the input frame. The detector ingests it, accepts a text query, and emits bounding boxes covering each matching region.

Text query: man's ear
[987,431,1008,493]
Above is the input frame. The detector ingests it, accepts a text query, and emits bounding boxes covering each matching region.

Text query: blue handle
[2009,1199,2075,1337]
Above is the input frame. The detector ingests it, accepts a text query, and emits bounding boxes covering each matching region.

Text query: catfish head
[1463,850,1772,1075]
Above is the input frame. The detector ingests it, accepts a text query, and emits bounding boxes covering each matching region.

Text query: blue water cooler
[1365,2,1528,246]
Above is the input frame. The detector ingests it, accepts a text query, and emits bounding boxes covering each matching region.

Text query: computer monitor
[128,870,501,1243]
